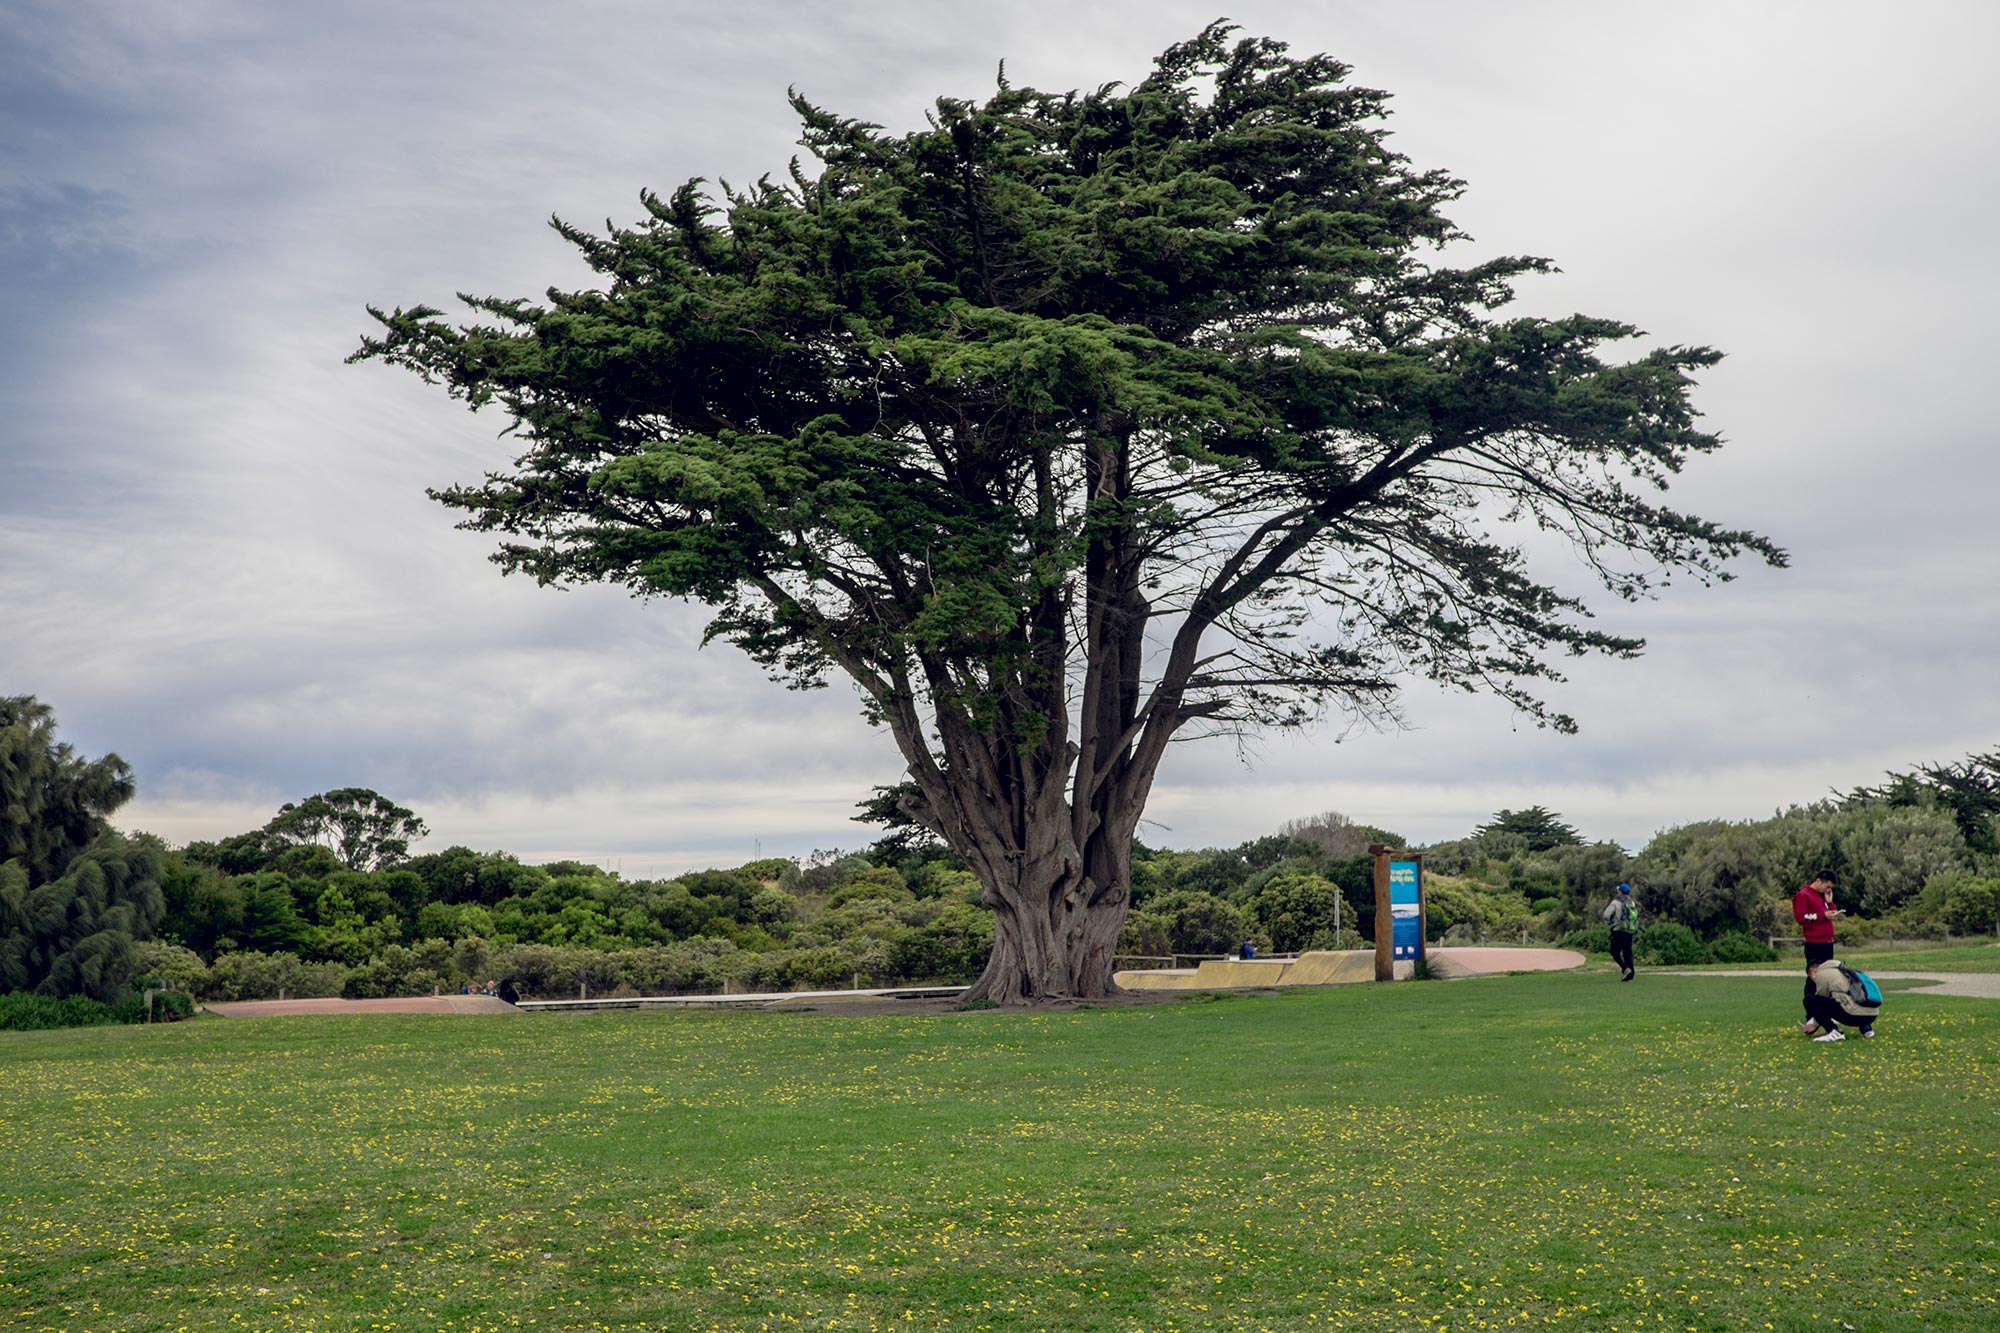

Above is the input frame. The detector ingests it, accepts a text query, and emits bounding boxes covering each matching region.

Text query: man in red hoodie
[1793,870,1841,1034]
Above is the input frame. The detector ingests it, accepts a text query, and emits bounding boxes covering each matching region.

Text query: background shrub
[1561,925,1611,955]
[0,992,115,1030]
[203,950,347,1000]
[1636,921,1705,967]
[1705,932,1778,964]
[0,985,191,1029]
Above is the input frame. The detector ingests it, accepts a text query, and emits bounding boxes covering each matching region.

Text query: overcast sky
[5,0,1996,874]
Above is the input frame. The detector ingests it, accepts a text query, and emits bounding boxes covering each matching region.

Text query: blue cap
[1617,883,1631,894]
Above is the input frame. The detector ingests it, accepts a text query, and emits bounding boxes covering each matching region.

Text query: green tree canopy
[0,696,166,1002]
[261,788,429,873]
[356,25,1782,1001]
[1245,870,1353,953]
[1475,806,1583,853]
[1847,748,2000,859]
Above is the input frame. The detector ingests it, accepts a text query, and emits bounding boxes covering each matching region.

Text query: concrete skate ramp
[1107,969,1212,989]
[1191,959,1290,987]
[1426,947,1585,978]
[1116,946,1582,992]
[1278,950,1378,985]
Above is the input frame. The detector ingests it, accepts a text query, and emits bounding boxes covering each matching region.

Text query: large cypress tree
[0,697,165,1002]
[356,25,1784,1002]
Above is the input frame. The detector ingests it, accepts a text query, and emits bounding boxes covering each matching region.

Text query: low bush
[1705,932,1777,964]
[0,992,117,1030]
[203,950,349,1001]
[1637,921,1705,967]
[0,985,195,1030]
[1832,912,1868,942]
[1561,924,1611,955]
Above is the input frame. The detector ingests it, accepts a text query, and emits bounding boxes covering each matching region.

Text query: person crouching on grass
[1804,959,1878,1042]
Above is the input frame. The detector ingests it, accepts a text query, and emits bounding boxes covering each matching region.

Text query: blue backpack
[1839,964,1883,1007]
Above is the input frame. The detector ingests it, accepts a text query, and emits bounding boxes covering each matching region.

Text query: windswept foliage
[1847,747,2000,858]
[0,697,165,1002]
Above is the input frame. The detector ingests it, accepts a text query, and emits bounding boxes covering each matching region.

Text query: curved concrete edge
[1273,951,1379,985]
[1427,947,1587,979]
[1116,947,1584,992]
[1193,958,1290,987]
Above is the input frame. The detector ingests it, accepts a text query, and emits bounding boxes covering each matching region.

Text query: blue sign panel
[1390,859,1422,960]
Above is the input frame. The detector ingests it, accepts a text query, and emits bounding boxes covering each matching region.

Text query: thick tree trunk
[1059,811,1134,993]
[958,844,1121,1004]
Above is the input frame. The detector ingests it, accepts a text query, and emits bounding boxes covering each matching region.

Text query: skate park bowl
[1115,947,1584,991]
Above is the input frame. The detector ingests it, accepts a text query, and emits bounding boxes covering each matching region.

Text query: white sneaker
[1799,1020,1821,1035]
[1813,1029,1845,1043]
[1860,1028,1877,1038]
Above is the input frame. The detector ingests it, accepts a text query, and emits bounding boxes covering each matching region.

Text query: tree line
[5,695,1996,1022]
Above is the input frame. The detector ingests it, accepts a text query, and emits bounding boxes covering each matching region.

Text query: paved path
[196,966,2000,1016]
[1659,969,2000,1000]
[204,995,520,1017]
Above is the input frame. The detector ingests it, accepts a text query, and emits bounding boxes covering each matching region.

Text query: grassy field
[3,973,1995,1333]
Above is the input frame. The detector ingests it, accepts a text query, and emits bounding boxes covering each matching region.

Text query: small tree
[261,788,429,872]
[1475,806,1583,853]
[1274,811,1390,860]
[357,26,1782,1001]
[1245,870,1352,952]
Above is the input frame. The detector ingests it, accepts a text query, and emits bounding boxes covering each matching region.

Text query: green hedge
[1705,932,1778,963]
[0,992,120,1030]
[0,986,196,1031]
[1562,924,1612,955]
[1636,922,1705,966]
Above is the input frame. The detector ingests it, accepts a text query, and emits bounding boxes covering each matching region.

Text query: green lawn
[3,974,1994,1333]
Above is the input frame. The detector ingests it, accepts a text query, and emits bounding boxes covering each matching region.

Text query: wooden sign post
[1370,844,1427,981]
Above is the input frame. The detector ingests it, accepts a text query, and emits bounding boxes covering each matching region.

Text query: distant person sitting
[1804,959,1878,1042]
[1240,941,1256,960]
[497,979,520,1005]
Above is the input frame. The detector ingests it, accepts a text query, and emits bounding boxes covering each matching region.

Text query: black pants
[1806,994,1872,1033]
[1804,941,1834,1015]
[1610,931,1634,975]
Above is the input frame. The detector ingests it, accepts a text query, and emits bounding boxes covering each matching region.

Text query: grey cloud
[6,0,1996,866]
